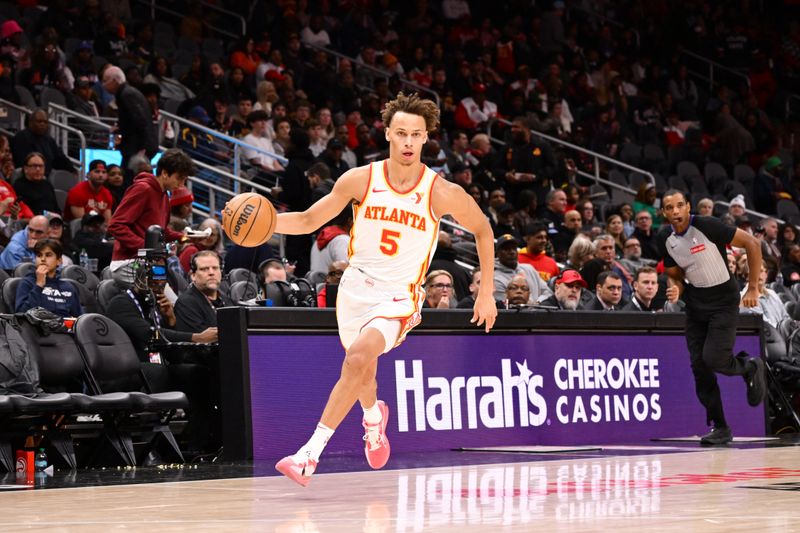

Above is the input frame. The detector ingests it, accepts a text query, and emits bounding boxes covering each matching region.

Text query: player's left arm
[731,228,763,307]
[431,179,497,332]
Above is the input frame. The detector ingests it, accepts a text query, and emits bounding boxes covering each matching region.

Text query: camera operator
[105,252,218,454]
[174,250,231,331]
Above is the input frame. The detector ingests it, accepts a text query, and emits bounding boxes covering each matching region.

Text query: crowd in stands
[2,0,800,454]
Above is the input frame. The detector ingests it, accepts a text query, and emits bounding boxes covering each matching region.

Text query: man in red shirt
[64,159,114,222]
[518,221,559,282]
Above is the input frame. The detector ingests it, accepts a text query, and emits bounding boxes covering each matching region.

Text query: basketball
[222,192,276,247]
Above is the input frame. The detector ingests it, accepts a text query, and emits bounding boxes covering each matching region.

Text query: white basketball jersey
[348,160,440,287]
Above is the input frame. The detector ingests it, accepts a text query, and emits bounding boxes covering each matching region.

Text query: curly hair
[381,92,440,132]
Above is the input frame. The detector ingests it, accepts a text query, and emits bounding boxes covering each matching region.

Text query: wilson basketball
[222,193,276,247]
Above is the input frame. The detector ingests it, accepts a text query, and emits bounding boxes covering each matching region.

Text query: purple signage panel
[248,333,764,460]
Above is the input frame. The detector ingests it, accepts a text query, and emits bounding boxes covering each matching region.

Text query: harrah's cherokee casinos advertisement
[248,334,764,460]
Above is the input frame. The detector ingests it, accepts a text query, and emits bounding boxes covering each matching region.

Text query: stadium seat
[677,161,701,181]
[704,162,728,194]
[74,313,188,465]
[1,277,20,312]
[61,264,101,292]
[777,199,800,221]
[668,175,689,191]
[54,189,67,212]
[50,169,79,191]
[14,85,35,109]
[13,262,34,278]
[227,268,256,284]
[95,279,122,313]
[63,278,100,313]
[229,280,258,303]
[40,86,66,109]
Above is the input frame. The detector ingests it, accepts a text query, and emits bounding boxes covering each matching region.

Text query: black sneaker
[700,426,733,446]
[745,357,766,407]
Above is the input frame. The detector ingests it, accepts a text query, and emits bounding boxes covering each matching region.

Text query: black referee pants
[684,289,749,428]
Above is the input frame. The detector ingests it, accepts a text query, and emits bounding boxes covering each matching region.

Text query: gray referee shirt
[658,215,736,289]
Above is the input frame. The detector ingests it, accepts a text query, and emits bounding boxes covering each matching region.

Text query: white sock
[362,401,382,426]
[294,422,334,463]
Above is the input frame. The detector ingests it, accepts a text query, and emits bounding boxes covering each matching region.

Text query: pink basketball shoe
[362,400,391,469]
[275,453,318,487]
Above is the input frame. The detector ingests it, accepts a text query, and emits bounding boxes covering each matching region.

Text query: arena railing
[0,98,87,179]
[158,109,288,182]
[198,1,246,36]
[679,49,751,93]
[136,0,240,40]
[301,42,441,107]
[487,117,650,200]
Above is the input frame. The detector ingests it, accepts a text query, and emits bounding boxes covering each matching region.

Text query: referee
[659,190,766,446]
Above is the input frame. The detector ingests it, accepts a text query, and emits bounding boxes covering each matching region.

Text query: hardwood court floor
[2,443,800,532]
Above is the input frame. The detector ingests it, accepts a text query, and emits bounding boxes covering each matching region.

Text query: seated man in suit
[584,271,624,311]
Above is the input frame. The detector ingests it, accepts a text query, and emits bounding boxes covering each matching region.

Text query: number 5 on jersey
[379,229,401,256]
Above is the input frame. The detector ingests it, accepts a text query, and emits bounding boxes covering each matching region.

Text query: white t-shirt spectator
[301,26,331,48]
[242,133,283,171]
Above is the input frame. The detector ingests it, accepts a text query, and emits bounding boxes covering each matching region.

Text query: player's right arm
[274,166,369,235]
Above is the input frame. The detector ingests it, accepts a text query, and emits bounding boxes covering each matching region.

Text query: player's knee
[343,349,374,374]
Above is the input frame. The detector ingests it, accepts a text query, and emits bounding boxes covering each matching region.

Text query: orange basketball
[222,192,277,247]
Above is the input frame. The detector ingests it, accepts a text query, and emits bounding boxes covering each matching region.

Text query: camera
[134,225,169,295]
[263,279,317,307]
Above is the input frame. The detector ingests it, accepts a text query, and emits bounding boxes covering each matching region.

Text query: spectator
[454,83,498,132]
[175,250,231,332]
[169,186,194,230]
[741,259,791,328]
[10,109,75,174]
[585,271,624,311]
[632,182,661,228]
[504,274,532,306]
[782,245,800,287]
[143,55,195,102]
[101,66,158,179]
[632,210,660,261]
[309,206,352,280]
[496,117,558,204]
[67,77,101,118]
[307,119,327,158]
[105,164,125,211]
[307,162,334,204]
[696,197,715,217]
[755,156,794,215]
[538,189,567,228]
[242,110,284,173]
[222,241,278,274]
[229,94,254,137]
[301,15,331,48]
[623,266,661,312]
[576,197,597,228]
[566,234,595,271]
[229,37,260,77]
[580,234,633,299]
[352,123,381,167]
[178,218,223,274]
[0,214,49,269]
[428,231,471,301]
[493,234,551,303]
[551,209,582,261]
[334,124,357,168]
[15,238,82,317]
[259,257,289,286]
[539,269,587,310]
[619,236,656,273]
[518,221,559,282]
[13,152,60,215]
[319,137,350,181]
[423,270,455,309]
[71,210,113,272]
[492,202,521,239]
[45,213,72,265]
[107,149,196,287]
[316,260,348,308]
[728,194,747,219]
[778,222,800,254]
[757,218,781,261]
[606,214,626,257]
[64,159,113,222]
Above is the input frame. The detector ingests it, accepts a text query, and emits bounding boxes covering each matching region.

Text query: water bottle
[79,249,89,269]
[34,448,47,472]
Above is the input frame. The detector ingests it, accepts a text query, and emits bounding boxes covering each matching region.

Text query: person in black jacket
[70,210,113,270]
[10,109,75,175]
[275,129,315,276]
[101,66,157,184]
[13,152,60,215]
[105,255,219,453]
[174,251,230,332]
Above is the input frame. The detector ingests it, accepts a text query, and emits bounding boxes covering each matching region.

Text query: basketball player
[272,93,498,486]
[659,189,766,446]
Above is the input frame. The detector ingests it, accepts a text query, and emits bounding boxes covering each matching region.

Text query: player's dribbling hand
[471,293,497,333]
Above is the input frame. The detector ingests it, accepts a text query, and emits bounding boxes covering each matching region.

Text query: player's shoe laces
[275,451,318,487]
[362,400,390,469]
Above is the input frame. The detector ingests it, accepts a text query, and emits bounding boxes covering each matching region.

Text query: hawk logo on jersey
[413,192,424,204]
